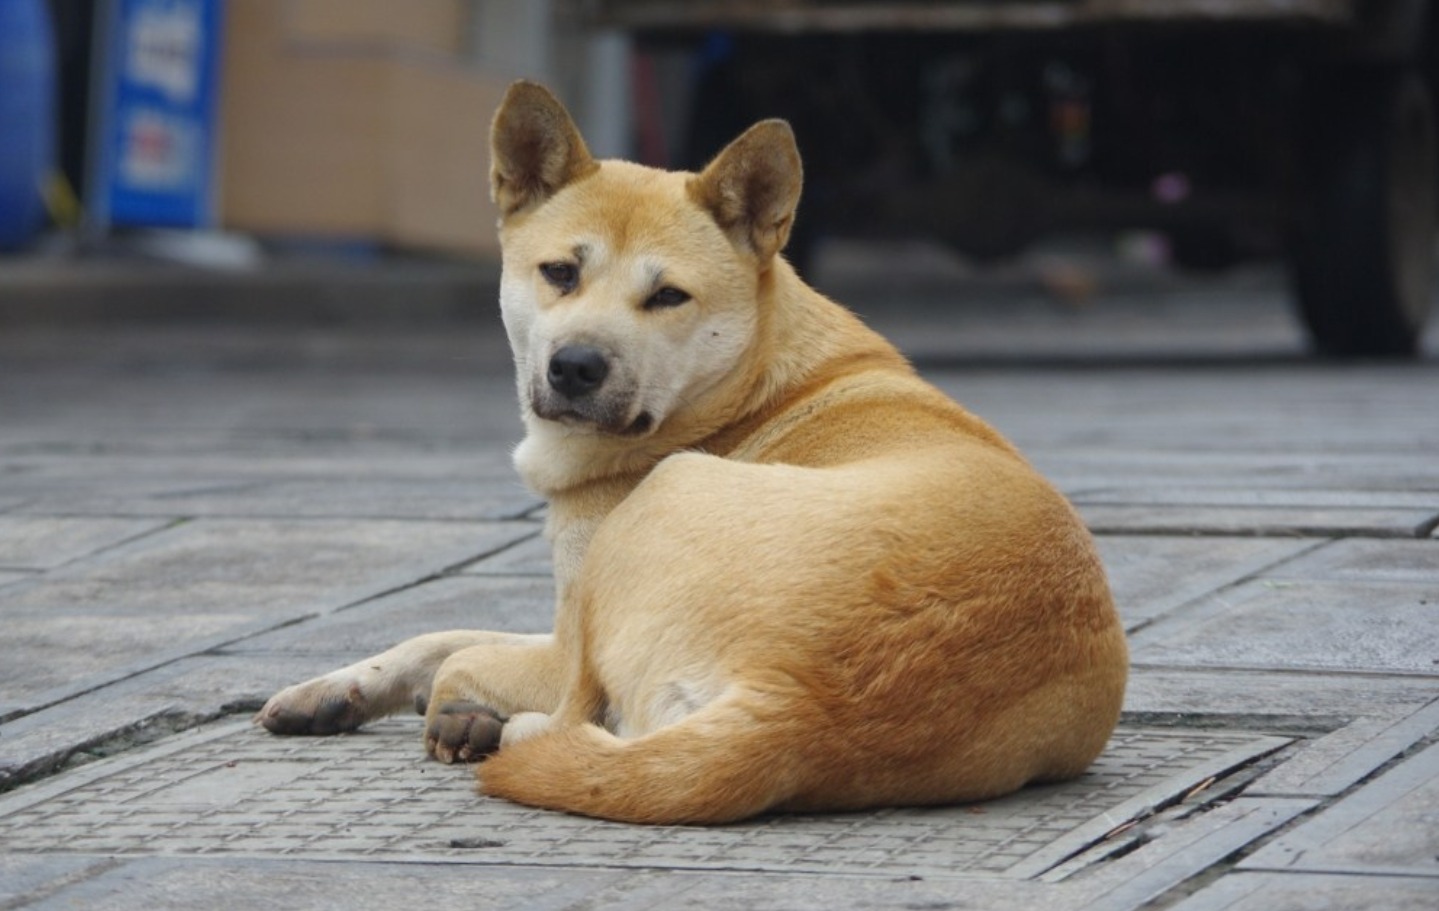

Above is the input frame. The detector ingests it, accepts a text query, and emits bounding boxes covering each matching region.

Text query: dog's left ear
[689,120,802,263]
[490,81,598,217]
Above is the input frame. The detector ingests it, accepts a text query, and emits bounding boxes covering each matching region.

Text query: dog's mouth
[533,400,655,437]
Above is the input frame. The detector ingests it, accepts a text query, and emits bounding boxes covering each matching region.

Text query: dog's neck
[511,259,907,498]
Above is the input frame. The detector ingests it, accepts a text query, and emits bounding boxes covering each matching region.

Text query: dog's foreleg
[422,638,568,762]
[256,631,550,736]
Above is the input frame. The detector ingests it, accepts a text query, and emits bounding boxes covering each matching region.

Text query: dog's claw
[425,701,505,763]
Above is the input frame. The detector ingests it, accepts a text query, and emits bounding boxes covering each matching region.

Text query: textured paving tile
[1095,536,1314,628]
[1241,740,1439,877]
[0,516,173,570]
[0,719,1288,882]
[1168,871,1439,911]
[0,519,532,714]
[1128,580,1439,675]
[6,856,1063,911]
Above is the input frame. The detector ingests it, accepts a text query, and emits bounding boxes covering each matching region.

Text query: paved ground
[0,246,1436,909]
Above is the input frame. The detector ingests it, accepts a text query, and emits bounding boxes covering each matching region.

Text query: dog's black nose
[547,346,609,398]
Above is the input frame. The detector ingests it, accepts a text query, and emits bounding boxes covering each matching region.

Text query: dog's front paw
[425,701,505,764]
[256,676,369,736]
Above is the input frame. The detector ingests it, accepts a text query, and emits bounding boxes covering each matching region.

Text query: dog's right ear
[490,81,598,217]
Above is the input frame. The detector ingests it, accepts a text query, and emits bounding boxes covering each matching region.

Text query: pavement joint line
[2,519,538,724]
[1115,537,1332,638]
[1237,738,1439,877]
[444,528,545,574]
[1070,797,1318,911]
[33,515,192,573]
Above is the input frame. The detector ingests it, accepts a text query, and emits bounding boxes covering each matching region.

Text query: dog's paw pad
[256,682,367,736]
[425,701,505,764]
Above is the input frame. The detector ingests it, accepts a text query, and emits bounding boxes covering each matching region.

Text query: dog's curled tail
[477,695,803,825]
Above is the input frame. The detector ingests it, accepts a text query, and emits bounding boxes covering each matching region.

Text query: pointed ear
[490,81,598,217]
[689,120,802,262]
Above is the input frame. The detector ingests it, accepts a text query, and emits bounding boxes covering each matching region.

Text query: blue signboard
[90,0,223,228]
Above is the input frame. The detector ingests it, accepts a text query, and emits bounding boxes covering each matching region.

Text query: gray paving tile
[1030,450,1439,501]
[1067,797,1316,911]
[460,532,554,577]
[0,516,173,570]
[1264,538,1439,583]
[1079,503,1438,538]
[1242,740,1439,877]
[1169,871,1439,911]
[3,456,538,521]
[1250,698,1439,798]
[226,575,554,655]
[11,857,633,911]
[1128,580,1439,675]
[1124,668,1439,719]
[0,654,344,789]
[0,854,115,907]
[1077,487,1439,510]
[0,518,532,714]
[0,718,1288,884]
[7,856,1063,911]
[1095,536,1314,628]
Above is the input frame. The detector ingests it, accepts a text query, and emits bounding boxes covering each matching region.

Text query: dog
[257,81,1128,825]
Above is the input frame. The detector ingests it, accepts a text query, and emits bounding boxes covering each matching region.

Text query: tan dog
[258,81,1128,825]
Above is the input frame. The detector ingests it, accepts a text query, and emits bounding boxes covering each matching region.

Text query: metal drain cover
[0,719,1288,881]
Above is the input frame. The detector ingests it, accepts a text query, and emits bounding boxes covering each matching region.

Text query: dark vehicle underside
[575,0,1439,356]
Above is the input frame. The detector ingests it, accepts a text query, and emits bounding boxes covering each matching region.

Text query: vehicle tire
[1290,69,1437,356]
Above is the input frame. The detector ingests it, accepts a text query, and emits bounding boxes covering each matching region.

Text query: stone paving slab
[1118,668,1439,721]
[1168,871,1439,911]
[1241,739,1439,878]
[0,516,175,570]
[226,574,553,656]
[1077,503,1439,538]
[1061,797,1316,911]
[0,519,533,716]
[1093,536,1316,629]
[0,653,343,791]
[0,456,539,521]
[1128,580,1439,675]
[459,533,555,577]
[1075,486,1439,510]
[1263,538,1439,583]
[1025,450,1439,499]
[0,717,1289,883]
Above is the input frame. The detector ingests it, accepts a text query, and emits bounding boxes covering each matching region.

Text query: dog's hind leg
[257,631,552,736]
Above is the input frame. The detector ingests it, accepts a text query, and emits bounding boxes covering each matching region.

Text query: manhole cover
[0,719,1288,881]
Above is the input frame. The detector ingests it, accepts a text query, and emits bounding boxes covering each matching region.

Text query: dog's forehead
[529,162,722,259]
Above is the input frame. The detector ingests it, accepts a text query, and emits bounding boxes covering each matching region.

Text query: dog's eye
[645,286,691,310]
[540,262,579,293]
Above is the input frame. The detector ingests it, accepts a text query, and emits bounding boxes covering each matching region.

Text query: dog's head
[490,81,801,443]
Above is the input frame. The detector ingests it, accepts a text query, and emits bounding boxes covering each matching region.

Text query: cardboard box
[219,0,503,258]
[284,0,471,56]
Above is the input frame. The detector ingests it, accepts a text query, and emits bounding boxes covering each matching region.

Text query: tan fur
[258,81,1128,825]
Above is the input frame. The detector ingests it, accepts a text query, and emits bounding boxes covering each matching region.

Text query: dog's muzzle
[532,345,654,436]
[547,345,609,399]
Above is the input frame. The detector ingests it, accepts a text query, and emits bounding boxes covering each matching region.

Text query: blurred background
[2,0,1438,357]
